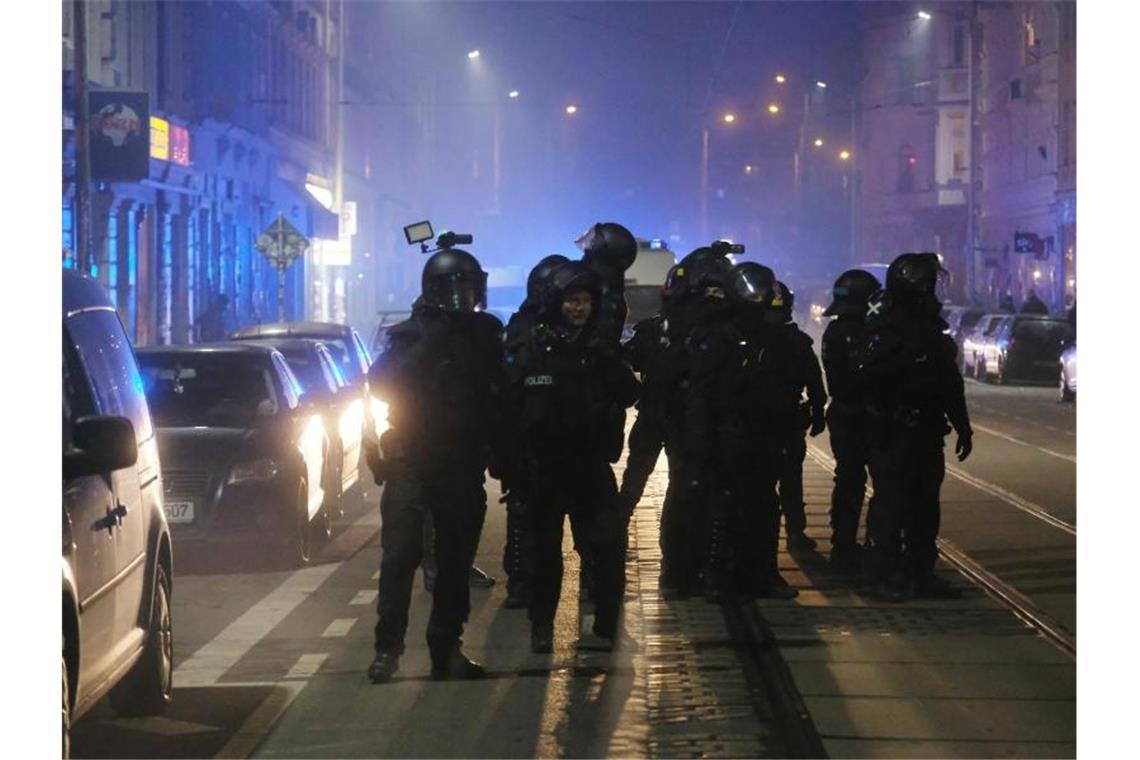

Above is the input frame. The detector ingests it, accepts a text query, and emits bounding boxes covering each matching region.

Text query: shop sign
[89,90,149,181]
[150,116,170,161]
[170,124,191,166]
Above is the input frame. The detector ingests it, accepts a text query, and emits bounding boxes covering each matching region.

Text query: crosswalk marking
[284,653,329,680]
[322,618,357,637]
[350,589,378,606]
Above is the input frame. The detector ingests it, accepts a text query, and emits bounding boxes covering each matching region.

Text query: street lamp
[508,90,519,99]
[816,80,828,89]
[917,10,933,20]
[467,49,480,59]
[723,112,736,124]
[775,74,787,84]
[814,137,824,147]
[839,149,851,161]
[565,104,578,115]
[768,103,781,114]
[744,164,754,174]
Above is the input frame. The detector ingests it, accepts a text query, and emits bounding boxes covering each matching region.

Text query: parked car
[961,313,1008,377]
[135,344,331,565]
[944,306,988,349]
[978,315,1076,385]
[232,321,383,438]
[232,321,371,387]
[239,337,364,516]
[1059,343,1077,401]
[63,271,174,756]
[369,310,413,357]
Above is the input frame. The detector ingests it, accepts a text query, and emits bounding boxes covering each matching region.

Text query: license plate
[164,501,195,524]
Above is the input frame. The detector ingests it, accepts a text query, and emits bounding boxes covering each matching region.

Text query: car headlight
[227,458,280,485]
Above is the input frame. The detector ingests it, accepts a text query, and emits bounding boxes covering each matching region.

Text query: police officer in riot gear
[690,262,799,599]
[576,222,639,347]
[820,269,882,573]
[771,282,828,552]
[671,247,739,599]
[365,242,512,682]
[857,252,972,602]
[509,260,640,652]
[500,254,570,609]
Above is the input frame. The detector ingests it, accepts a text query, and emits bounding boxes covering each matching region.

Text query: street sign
[89,91,150,181]
[255,215,309,267]
[255,215,310,320]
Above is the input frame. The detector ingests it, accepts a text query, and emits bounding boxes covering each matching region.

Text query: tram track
[804,443,1076,662]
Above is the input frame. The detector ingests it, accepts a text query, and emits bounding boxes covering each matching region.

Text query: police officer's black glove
[362,436,386,485]
[809,408,826,437]
[954,431,973,462]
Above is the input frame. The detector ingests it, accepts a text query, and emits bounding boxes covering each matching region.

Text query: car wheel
[1060,368,1075,402]
[290,479,313,566]
[109,564,173,717]
[62,655,70,760]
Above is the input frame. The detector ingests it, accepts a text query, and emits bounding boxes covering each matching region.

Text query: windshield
[1013,320,1075,349]
[317,338,362,383]
[277,347,331,394]
[138,353,279,427]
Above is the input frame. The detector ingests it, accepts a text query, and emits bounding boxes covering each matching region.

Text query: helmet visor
[427,271,487,312]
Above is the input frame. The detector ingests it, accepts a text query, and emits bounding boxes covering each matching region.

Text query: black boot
[914,572,963,600]
[469,566,496,588]
[430,644,485,681]
[786,529,818,552]
[530,622,554,654]
[367,651,400,684]
[504,581,531,609]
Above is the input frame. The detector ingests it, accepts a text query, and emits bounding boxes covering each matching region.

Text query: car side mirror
[64,416,138,479]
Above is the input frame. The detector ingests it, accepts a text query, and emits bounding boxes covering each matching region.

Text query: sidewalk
[754,446,1077,758]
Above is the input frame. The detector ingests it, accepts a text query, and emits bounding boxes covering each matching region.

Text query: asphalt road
[69,376,1076,758]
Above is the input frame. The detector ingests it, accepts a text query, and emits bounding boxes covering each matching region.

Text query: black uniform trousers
[777,429,809,534]
[865,427,946,582]
[502,493,535,596]
[529,459,626,637]
[373,459,487,658]
[827,403,870,551]
[725,445,781,591]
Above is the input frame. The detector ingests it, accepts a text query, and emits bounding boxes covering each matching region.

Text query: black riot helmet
[763,281,793,324]
[824,269,881,317]
[777,281,795,319]
[726,262,776,310]
[576,222,638,272]
[525,254,570,306]
[420,248,487,313]
[539,260,603,323]
[886,252,946,298]
[680,246,733,298]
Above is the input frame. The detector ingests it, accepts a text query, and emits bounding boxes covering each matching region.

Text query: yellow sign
[150,116,169,161]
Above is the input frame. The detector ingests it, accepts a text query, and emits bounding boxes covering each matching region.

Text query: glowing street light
[775,74,786,84]
[508,90,519,99]
[816,80,828,89]
[839,149,851,160]
[467,49,481,59]
[565,104,578,115]
[767,103,781,114]
[744,164,754,174]
[723,112,736,124]
[814,137,824,147]
[917,10,933,20]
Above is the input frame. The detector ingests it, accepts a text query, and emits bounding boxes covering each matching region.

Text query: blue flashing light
[649,239,664,250]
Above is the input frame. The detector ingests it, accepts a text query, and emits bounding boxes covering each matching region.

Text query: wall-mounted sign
[150,116,170,160]
[170,124,191,166]
[90,90,149,181]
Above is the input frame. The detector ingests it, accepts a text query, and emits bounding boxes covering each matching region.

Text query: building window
[106,213,119,307]
[63,203,75,269]
[952,24,966,66]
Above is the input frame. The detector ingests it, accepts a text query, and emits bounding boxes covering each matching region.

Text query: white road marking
[173,563,340,688]
[805,443,1075,537]
[111,716,222,735]
[350,589,378,606]
[971,422,1076,463]
[284,653,329,680]
[214,682,305,760]
[322,618,357,637]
